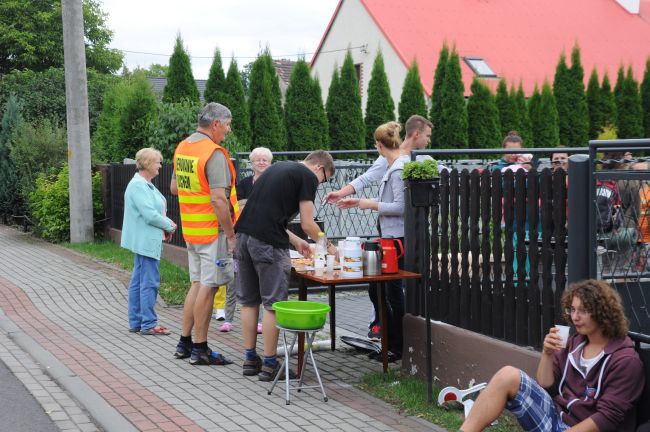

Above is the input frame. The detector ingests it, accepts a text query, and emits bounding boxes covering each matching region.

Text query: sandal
[141,326,171,336]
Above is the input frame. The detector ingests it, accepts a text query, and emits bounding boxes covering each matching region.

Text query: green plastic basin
[272,301,331,330]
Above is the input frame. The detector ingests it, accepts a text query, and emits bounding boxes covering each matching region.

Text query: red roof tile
[318,0,650,96]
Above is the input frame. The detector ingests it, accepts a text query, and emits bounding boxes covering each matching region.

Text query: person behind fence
[491,131,527,171]
[336,122,408,362]
[596,152,640,277]
[460,279,645,432]
[551,148,569,172]
[214,146,274,334]
[323,114,439,339]
[170,102,239,366]
[235,150,337,381]
[632,161,650,272]
[121,148,177,336]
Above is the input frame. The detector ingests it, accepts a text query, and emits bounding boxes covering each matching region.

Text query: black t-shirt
[236,175,255,200]
[235,161,318,248]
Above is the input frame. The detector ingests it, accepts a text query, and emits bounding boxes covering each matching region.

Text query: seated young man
[461,279,645,432]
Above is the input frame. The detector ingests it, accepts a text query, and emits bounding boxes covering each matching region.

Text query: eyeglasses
[564,307,590,317]
[320,166,330,184]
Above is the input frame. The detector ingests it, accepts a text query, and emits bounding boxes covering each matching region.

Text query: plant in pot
[402,159,440,207]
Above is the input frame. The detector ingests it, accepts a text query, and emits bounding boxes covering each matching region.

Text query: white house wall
[310,0,409,118]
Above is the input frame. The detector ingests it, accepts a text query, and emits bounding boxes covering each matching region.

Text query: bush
[402,159,439,180]
[146,100,201,160]
[9,119,67,199]
[29,164,103,242]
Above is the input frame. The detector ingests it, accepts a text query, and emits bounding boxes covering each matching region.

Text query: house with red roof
[310,0,650,114]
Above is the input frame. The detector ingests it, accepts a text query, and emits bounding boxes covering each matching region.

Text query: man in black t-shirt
[235,150,337,381]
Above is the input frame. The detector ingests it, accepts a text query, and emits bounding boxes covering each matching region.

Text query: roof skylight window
[463,57,497,78]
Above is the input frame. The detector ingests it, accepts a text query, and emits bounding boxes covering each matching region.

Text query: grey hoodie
[545,333,644,431]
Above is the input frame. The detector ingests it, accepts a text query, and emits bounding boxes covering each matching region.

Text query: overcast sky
[100,0,340,79]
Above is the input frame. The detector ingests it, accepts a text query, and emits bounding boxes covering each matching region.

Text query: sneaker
[368,350,402,363]
[242,355,262,376]
[219,322,233,332]
[258,362,298,382]
[213,309,225,321]
[174,340,192,359]
[189,348,233,366]
[256,323,263,334]
[368,325,381,340]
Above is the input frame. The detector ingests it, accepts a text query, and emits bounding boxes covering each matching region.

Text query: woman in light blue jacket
[121,148,177,335]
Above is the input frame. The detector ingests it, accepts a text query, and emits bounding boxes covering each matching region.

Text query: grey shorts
[235,233,290,310]
[187,235,234,288]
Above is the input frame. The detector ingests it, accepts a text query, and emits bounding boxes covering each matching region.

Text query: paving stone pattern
[0,226,442,431]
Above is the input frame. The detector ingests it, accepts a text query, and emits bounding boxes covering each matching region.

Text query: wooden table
[293,269,421,374]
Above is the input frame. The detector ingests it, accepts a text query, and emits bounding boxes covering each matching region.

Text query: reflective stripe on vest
[174,136,239,244]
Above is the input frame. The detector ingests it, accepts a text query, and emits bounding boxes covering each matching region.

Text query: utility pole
[62,0,94,242]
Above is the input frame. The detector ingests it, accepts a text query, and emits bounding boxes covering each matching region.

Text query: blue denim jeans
[128,254,160,330]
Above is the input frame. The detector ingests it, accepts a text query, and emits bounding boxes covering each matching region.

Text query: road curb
[0,311,137,432]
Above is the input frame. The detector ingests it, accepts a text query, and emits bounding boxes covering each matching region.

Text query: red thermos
[379,238,403,274]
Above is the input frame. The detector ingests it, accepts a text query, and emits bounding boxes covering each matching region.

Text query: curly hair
[561,279,629,338]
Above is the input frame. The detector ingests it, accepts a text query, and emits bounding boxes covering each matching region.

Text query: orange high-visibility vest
[173,137,240,244]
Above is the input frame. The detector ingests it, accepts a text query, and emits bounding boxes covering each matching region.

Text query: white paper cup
[555,325,570,348]
[326,254,335,273]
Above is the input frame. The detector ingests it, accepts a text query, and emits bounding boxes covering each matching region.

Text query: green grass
[358,370,522,432]
[63,241,189,305]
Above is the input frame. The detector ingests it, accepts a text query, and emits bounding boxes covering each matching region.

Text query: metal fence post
[567,154,590,283]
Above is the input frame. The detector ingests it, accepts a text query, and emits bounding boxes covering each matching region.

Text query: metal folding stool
[267,325,328,405]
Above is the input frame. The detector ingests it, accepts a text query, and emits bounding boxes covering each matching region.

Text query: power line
[116,45,367,60]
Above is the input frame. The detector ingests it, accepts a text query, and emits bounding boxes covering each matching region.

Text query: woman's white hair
[250,147,273,162]
[135,148,162,171]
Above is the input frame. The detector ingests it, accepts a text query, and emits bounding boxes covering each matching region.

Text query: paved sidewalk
[0,226,443,432]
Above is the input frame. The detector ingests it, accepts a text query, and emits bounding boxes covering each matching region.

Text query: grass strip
[63,241,189,305]
[358,369,522,431]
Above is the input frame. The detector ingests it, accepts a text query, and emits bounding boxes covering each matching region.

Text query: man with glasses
[235,150,337,381]
[461,279,644,432]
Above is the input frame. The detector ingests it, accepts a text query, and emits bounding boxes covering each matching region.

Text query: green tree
[496,80,517,137]
[145,100,201,160]
[0,68,116,135]
[531,82,559,146]
[438,48,468,149]
[327,51,364,150]
[600,72,617,129]
[163,35,200,104]
[616,66,644,139]
[364,51,394,149]
[248,51,285,151]
[586,69,602,139]
[398,60,427,139]
[0,95,23,219]
[0,0,122,74]
[285,59,328,151]
[429,43,449,148]
[117,74,158,161]
[467,79,500,149]
[641,57,650,138]
[203,48,227,104]
[553,46,589,147]
[263,53,287,144]
[326,68,341,149]
[528,85,541,143]
[223,59,251,150]
[514,83,532,146]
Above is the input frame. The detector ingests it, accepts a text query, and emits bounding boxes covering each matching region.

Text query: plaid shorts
[506,370,569,432]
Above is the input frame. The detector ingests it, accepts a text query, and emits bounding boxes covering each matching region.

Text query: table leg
[298,278,307,377]
[378,282,389,373]
[329,284,335,351]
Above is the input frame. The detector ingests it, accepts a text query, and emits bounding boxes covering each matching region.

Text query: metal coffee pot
[362,240,383,276]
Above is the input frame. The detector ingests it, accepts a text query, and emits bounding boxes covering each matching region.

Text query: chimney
[616,0,640,14]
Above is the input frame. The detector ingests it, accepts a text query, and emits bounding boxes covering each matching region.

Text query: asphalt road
[0,360,59,432]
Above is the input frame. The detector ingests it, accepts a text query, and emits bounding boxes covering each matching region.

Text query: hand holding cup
[542,326,567,355]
